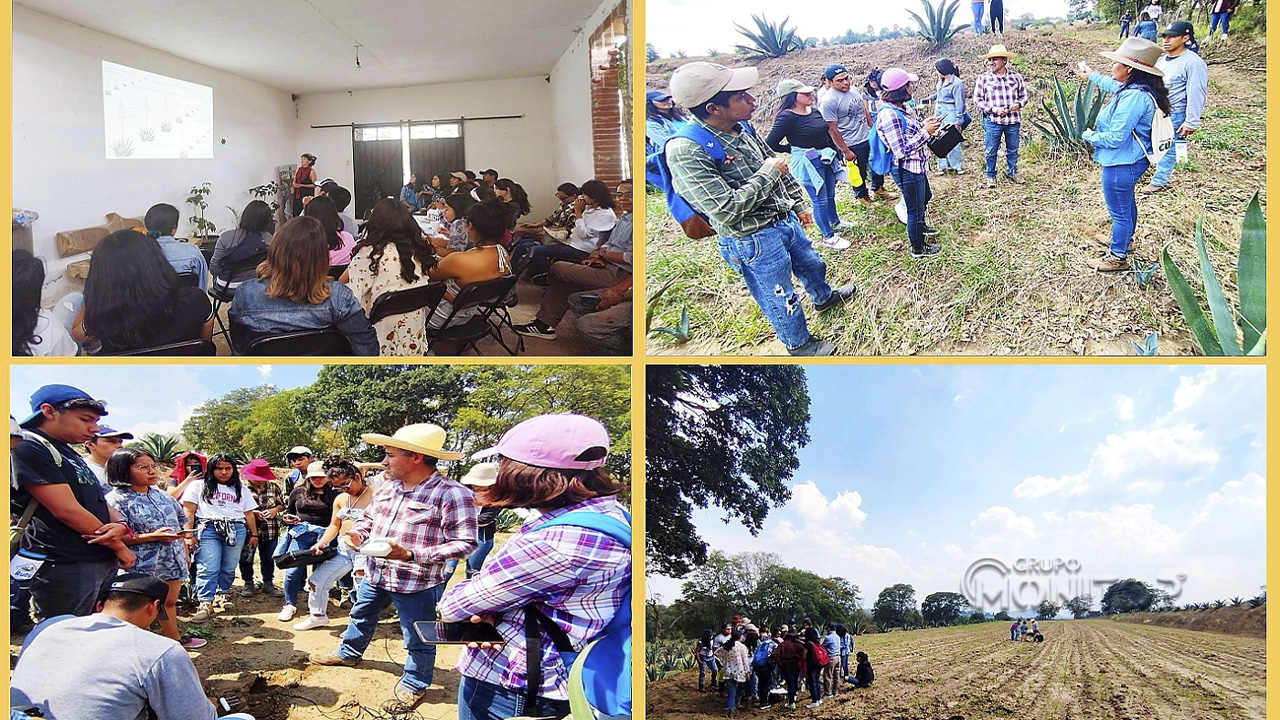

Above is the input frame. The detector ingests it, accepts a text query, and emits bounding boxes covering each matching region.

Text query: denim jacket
[1082,73,1154,167]
[228,278,380,355]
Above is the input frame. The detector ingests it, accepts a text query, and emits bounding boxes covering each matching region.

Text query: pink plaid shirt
[349,471,477,593]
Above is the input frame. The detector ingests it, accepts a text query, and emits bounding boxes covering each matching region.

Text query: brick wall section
[590,4,628,187]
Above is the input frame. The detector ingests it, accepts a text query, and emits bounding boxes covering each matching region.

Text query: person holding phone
[104,447,205,650]
[180,454,258,623]
[292,457,374,631]
[437,414,631,720]
[276,461,339,622]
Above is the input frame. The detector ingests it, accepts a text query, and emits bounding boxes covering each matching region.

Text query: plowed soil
[646,620,1266,720]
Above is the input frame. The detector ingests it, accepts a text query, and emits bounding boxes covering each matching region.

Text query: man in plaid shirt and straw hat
[974,44,1028,188]
[310,422,477,711]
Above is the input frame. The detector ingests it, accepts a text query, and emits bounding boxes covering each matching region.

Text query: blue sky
[10,365,321,437]
[647,0,1073,57]
[647,366,1266,614]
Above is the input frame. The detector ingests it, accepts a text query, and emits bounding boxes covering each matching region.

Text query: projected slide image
[103,61,213,159]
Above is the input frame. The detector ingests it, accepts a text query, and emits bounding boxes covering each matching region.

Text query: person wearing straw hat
[438,413,630,720]
[310,423,477,711]
[1144,20,1208,194]
[973,45,1028,188]
[1075,37,1171,272]
[663,61,857,357]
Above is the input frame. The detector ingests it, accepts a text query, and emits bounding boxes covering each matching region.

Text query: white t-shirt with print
[180,481,258,520]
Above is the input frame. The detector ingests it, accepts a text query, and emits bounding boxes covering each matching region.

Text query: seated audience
[145,203,210,290]
[400,172,432,212]
[426,200,512,330]
[317,181,358,236]
[517,182,579,239]
[515,179,632,341]
[302,194,356,268]
[210,200,274,286]
[571,276,633,355]
[428,173,447,201]
[346,199,440,354]
[13,249,78,356]
[524,179,617,282]
[494,178,531,232]
[71,230,214,354]
[480,168,499,190]
[228,216,379,355]
[428,193,478,257]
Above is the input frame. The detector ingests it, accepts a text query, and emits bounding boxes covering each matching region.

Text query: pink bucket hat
[241,458,276,483]
[880,68,920,91]
[471,413,610,471]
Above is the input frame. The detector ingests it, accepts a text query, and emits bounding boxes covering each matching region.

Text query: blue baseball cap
[823,64,849,80]
[646,89,672,103]
[21,384,107,428]
[92,426,133,440]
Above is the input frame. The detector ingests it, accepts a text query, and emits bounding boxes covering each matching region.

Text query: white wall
[13,5,297,298]
[550,0,629,185]
[295,77,560,221]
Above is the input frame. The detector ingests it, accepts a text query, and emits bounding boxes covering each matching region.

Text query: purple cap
[471,413,610,471]
[880,68,920,91]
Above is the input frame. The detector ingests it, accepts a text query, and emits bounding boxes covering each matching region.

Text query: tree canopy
[873,583,917,629]
[922,591,969,626]
[1101,579,1156,614]
[1036,600,1062,620]
[645,365,811,577]
[1065,594,1094,619]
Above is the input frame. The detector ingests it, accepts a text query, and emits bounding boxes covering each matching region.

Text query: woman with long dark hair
[426,200,512,332]
[875,68,944,259]
[1077,38,1170,272]
[180,453,258,622]
[291,153,318,217]
[228,216,379,355]
[302,194,356,267]
[694,628,719,691]
[715,629,751,716]
[70,230,214,353]
[210,199,275,285]
[104,447,205,649]
[346,198,440,354]
[493,178,531,231]
[438,413,629,720]
[802,627,825,707]
[428,193,478,257]
[13,250,77,356]
[765,79,851,249]
[523,179,617,282]
[932,59,967,174]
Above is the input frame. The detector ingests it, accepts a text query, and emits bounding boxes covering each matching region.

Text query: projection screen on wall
[103,61,214,159]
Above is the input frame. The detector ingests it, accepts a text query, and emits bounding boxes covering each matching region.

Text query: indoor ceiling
[15,0,609,94]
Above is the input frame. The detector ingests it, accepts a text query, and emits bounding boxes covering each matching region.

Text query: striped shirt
[876,104,931,175]
[438,496,631,700]
[349,471,477,593]
[665,118,809,239]
[973,69,1028,125]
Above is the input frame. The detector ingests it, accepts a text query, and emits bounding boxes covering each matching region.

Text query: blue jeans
[726,679,742,709]
[1210,11,1230,35]
[526,244,589,277]
[802,156,839,238]
[337,581,443,692]
[971,1,984,32]
[780,666,800,704]
[840,652,850,677]
[889,166,933,252]
[1100,157,1150,259]
[1119,21,1131,38]
[805,667,822,702]
[697,656,718,690]
[1151,110,1186,187]
[466,534,495,576]
[305,544,357,617]
[983,118,1021,178]
[935,105,964,170]
[457,675,570,720]
[717,215,834,351]
[195,523,247,601]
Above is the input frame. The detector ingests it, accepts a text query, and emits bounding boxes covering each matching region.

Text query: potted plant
[186,182,217,241]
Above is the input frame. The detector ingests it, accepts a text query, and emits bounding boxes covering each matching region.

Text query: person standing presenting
[1144,21,1208,194]
[664,62,855,357]
[974,45,1029,187]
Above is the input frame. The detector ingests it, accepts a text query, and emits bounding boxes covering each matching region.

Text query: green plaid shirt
[247,480,286,541]
[665,118,809,239]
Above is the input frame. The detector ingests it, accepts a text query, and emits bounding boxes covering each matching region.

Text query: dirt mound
[1113,605,1266,638]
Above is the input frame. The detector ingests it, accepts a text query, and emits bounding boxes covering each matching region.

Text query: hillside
[1113,604,1267,638]
[645,25,1267,356]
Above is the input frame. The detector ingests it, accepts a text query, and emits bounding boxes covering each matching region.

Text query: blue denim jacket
[155,236,209,290]
[1082,73,1154,167]
[228,278,380,355]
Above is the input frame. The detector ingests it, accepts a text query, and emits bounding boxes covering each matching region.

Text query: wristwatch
[406,549,416,562]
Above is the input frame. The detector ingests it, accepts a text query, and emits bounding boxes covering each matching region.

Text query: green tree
[677,550,755,632]
[921,591,969,626]
[1036,600,1062,620]
[1065,594,1094,619]
[241,388,317,462]
[993,610,1013,622]
[967,611,987,623]
[750,566,860,627]
[1101,579,1156,614]
[873,584,916,629]
[645,365,811,576]
[645,42,660,62]
[181,385,277,455]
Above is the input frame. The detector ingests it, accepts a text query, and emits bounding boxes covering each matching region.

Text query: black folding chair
[425,275,522,355]
[208,249,268,341]
[367,283,447,326]
[328,264,349,280]
[237,327,354,356]
[176,272,202,287]
[108,339,217,357]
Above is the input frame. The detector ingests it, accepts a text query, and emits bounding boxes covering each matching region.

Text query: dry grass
[645,25,1266,356]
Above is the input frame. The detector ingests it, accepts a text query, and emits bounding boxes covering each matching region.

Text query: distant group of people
[1009,618,1045,642]
[10,383,631,720]
[693,618,873,715]
[650,16,1212,355]
[13,158,634,356]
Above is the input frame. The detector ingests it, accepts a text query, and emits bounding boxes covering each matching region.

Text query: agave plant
[646,276,691,343]
[130,433,181,463]
[906,0,965,48]
[1248,595,1266,608]
[645,639,696,682]
[1160,193,1265,355]
[1212,599,1228,609]
[1230,597,1245,606]
[1029,79,1105,156]
[733,14,803,58]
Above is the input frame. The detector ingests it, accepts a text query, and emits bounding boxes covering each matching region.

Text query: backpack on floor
[524,510,632,720]
[656,121,757,239]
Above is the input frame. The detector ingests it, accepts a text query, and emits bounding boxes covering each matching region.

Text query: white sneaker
[805,700,822,708]
[293,614,329,631]
[191,601,213,622]
[819,237,851,250]
[277,604,297,622]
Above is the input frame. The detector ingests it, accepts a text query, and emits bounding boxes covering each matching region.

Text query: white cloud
[1088,425,1219,493]
[1046,504,1182,559]
[1115,394,1135,421]
[969,506,1038,551]
[1014,473,1084,499]
[1172,369,1216,412]
[257,365,273,381]
[785,481,868,536]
